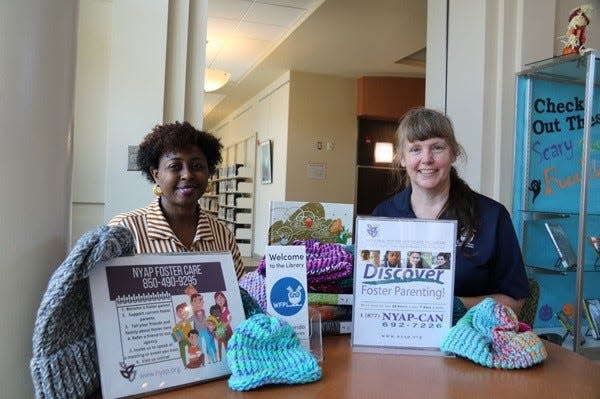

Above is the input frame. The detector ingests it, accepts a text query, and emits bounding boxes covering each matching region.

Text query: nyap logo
[270,277,305,316]
[366,223,379,238]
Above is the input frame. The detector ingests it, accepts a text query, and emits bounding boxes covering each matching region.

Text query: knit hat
[256,240,354,290]
[239,270,267,312]
[440,298,547,369]
[226,314,322,391]
[30,225,135,399]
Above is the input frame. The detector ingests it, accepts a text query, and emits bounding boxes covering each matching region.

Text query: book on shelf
[321,319,352,336]
[590,236,600,255]
[556,310,576,337]
[235,196,253,208]
[235,228,252,240]
[544,223,577,269]
[589,237,600,268]
[583,298,600,339]
[308,292,353,306]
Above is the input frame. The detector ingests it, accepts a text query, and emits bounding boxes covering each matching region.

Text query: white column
[425,0,448,111]
[426,0,556,207]
[0,1,77,397]
[103,1,170,221]
[100,0,208,222]
[184,0,208,128]
[164,0,190,123]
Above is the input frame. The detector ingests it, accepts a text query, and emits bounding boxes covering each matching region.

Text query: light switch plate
[127,145,139,171]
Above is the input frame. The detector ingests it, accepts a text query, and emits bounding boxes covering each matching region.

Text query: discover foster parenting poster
[352,217,456,353]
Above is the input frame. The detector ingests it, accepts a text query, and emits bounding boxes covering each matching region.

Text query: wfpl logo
[270,277,305,316]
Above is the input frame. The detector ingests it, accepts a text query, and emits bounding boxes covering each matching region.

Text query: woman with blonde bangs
[372,108,529,318]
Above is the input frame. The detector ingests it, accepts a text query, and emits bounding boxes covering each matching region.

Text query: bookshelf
[199,134,256,257]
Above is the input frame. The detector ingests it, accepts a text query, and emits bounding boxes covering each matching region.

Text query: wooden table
[113,335,599,399]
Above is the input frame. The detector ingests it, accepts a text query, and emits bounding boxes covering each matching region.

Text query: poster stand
[309,307,323,362]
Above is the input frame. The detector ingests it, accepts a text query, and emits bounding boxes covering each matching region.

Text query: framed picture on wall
[260,139,272,184]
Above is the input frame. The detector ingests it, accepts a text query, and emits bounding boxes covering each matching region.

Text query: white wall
[103,1,169,221]
[255,78,291,253]
[425,0,447,111]
[72,0,112,241]
[213,72,291,255]
[287,71,357,203]
[0,1,77,397]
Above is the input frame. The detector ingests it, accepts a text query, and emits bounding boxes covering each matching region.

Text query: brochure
[265,245,310,349]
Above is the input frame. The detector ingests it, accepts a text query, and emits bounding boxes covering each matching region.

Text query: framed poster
[352,216,456,355]
[260,139,272,184]
[88,252,245,399]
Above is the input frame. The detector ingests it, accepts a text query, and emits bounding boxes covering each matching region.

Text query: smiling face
[408,252,421,266]
[400,137,456,194]
[369,251,380,266]
[191,294,204,313]
[188,332,198,346]
[395,108,461,195]
[176,306,189,321]
[151,145,209,213]
[215,293,226,307]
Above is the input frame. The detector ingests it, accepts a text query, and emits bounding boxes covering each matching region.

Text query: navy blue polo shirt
[372,187,530,300]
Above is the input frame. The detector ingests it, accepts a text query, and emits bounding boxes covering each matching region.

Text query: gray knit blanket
[30,225,134,399]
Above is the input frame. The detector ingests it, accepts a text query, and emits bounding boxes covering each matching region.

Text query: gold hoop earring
[206,181,213,193]
[152,184,162,196]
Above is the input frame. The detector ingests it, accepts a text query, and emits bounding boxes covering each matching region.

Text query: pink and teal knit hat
[440,297,547,369]
[226,314,322,391]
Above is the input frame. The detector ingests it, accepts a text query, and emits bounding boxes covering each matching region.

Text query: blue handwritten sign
[517,78,600,213]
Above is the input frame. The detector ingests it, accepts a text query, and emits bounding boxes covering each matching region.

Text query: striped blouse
[108,199,244,279]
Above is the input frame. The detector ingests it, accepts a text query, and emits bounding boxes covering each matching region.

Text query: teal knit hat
[226,314,322,391]
[441,298,547,369]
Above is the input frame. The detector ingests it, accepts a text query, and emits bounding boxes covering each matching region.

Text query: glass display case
[513,51,600,358]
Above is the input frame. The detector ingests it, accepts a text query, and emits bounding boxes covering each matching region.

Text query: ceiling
[204,0,427,130]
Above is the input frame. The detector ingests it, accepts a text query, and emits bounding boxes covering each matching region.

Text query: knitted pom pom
[441,298,547,369]
[226,314,322,391]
